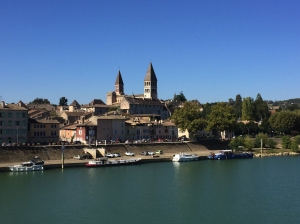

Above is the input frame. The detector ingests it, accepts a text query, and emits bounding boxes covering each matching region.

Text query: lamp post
[140,128,142,141]
[16,126,19,144]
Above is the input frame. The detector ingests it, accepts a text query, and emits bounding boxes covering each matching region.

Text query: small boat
[172,153,199,162]
[207,150,253,160]
[9,157,44,172]
[86,157,142,167]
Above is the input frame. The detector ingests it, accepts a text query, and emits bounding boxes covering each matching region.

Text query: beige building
[81,99,111,116]
[28,118,60,144]
[97,114,127,142]
[60,123,77,142]
[0,101,28,144]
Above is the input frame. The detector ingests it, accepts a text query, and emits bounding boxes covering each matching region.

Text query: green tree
[244,120,259,136]
[234,122,246,136]
[269,111,300,134]
[173,91,187,103]
[286,104,300,111]
[259,117,272,134]
[253,93,270,121]
[201,102,217,119]
[59,97,68,106]
[206,102,236,134]
[242,97,254,120]
[234,94,242,119]
[171,101,206,139]
[30,98,50,104]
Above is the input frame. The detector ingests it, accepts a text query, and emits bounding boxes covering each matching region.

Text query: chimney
[1,101,5,108]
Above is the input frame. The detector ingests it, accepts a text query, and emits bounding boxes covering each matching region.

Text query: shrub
[291,141,299,151]
[244,136,254,151]
[281,135,291,149]
[229,136,244,151]
[255,133,269,148]
[294,135,300,145]
[266,139,277,149]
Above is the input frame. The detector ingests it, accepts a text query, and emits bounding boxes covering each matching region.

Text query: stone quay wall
[0,141,230,163]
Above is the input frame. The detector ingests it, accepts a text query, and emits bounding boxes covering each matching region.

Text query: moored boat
[172,153,199,162]
[86,157,142,167]
[9,157,44,172]
[207,150,253,160]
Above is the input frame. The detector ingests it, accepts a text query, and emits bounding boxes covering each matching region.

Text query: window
[0,112,5,117]
[0,121,5,126]
[22,113,26,118]
[51,124,56,128]
[7,112,12,118]
[8,120,12,126]
[103,128,105,132]
[15,121,20,126]
[16,113,20,118]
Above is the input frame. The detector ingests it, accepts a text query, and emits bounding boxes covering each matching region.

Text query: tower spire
[144,63,158,99]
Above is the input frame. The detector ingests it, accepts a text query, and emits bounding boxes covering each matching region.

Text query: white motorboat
[9,164,44,172]
[172,153,199,162]
[9,157,44,172]
[86,157,142,167]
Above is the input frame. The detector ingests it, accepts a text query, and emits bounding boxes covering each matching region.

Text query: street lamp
[16,126,19,144]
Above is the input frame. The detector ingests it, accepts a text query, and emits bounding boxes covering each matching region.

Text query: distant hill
[267,98,300,109]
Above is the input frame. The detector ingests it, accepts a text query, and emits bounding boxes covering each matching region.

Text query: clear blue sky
[1,0,299,105]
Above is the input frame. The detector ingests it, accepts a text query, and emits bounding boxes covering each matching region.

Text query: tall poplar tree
[242,97,254,120]
[234,94,242,119]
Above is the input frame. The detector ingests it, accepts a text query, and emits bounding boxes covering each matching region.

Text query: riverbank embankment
[0,141,230,171]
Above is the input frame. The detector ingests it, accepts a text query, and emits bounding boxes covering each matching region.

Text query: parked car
[156,150,163,154]
[148,151,154,155]
[73,141,81,144]
[73,155,82,160]
[106,153,115,158]
[125,151,134,156]
[113,152,121,157]
[82,154,92,159]
[140,151,149,156]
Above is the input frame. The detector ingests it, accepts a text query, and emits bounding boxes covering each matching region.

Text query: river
[1,156,299,224]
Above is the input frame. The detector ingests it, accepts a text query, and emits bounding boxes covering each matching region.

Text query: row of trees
[171,93,300,139]
[29,97,68,106]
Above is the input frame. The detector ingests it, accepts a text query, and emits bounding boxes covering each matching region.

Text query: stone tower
[144,63,158,99]
[115,70,124,95]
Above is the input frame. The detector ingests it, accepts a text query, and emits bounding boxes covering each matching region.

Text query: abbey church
[106,63,170,120]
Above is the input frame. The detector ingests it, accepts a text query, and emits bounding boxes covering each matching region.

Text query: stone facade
[0,101,28,144]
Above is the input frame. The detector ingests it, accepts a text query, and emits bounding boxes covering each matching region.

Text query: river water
[1,156,300,224]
